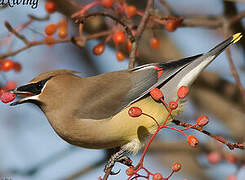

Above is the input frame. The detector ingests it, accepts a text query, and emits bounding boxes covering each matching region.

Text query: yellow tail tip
[232,33,243,44]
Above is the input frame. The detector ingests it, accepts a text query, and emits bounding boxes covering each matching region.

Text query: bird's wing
[126,54,202,105]
[75,55,202,120]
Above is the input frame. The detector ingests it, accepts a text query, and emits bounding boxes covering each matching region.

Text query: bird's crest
[28,70,79,84]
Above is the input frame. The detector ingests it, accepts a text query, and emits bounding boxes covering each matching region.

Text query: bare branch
[76,12,135,43]
[0,31,111,59]
[172,119,244,150]
[128,0,154,69]
[4,21,29,45]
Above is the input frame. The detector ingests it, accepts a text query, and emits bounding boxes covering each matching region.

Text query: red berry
[113,31,125,44]
[150,88,163,101]
[128,107,142,117]
[207,151,222,164]
[0,92,16,103]
[172,162,181,172]
[177,86,189,99]
[116,51,125,61]
[93,43,105,55]
[227,174,237,180]
[45,24,57,36]
[153,173,163,180]
[58,19,67,27]
[164,18,183,32]
[169,101,178,110]
[13,62,22,72]
[225,154,237,164]
[126,5,137,17]
[58,26,68,38]
[45,1,57,13]
[5,81,17,91]
[187,135,199,148]
[196,115,209,127]
[165,20,178,32]
[101,0,114,8]
[126,167,135,176]
[1,59,14,72]
[150,37,160,49]
[126,40,132,52]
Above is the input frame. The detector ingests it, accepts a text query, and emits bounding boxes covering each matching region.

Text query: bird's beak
[9,85,36,106]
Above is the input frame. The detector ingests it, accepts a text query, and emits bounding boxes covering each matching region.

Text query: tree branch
[128,0,154,69]
[4,21,29,45]
[172,119,244,150]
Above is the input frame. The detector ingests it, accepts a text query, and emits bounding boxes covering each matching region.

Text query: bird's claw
[104,149,132,175]
[110,169,121,175]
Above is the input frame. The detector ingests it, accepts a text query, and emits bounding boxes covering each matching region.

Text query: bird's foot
[104,149,132,175]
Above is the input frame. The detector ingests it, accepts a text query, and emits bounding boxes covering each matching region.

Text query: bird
[10,33,242,172]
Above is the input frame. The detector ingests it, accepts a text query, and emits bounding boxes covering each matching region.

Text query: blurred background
[0,0,245,179]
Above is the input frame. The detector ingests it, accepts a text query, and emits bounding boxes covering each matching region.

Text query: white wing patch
[178,55,215,88]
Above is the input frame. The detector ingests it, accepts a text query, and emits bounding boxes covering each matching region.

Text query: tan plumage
[25,70,183,154]
[10,33,242,155]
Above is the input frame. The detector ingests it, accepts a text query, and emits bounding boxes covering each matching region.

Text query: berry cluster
[126,83,244,179]
[74,0,183,61]
[0,59,20,103]
[207,151,240,180]
[126,86,192,179]
[44,1,68,45]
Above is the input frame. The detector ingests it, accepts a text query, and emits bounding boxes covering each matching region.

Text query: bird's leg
[104,148,132,175]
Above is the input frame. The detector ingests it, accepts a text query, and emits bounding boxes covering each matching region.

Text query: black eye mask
[16,77,51,95]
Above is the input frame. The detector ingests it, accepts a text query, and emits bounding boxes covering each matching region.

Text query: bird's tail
[155,33,243,103]
[207,33,242,57]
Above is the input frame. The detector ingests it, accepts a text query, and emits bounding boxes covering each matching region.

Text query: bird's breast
[43,96,185,153]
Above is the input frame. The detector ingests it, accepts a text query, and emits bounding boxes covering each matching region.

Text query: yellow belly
[106,96,185,153]
[47,95,185,154]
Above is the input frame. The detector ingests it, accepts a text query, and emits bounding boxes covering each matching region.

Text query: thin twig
[0,31,111,59]
[128,0,154,69]
[0,19,32,47]
[228,10,245,25]
[172,119,244,150]
[223,25,245,106]
[142,113,160,127]
[77,12,135,43]
[65,157,106,180]
[182,16,222,28]
[4,21,29,45]
[158,0,175,15]
[28,14,50,21]
[102,167,112,180]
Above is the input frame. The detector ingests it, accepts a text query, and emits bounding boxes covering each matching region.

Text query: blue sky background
[0,0,245,180]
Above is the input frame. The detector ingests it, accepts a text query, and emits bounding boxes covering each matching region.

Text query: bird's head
[9,70,79,107]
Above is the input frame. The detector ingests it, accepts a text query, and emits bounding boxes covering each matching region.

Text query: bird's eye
[35,83,43,91]
[35,78,50,91]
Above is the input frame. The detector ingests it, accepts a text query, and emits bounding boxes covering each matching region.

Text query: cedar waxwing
[10,33,242,171]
